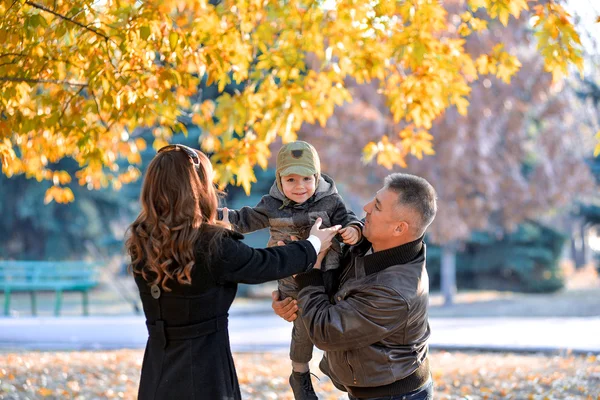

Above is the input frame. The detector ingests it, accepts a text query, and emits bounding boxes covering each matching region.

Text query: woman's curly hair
[125,148,224,291]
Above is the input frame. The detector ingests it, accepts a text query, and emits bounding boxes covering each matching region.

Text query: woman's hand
[309,218,340,252]
[220,207,232,229]
[314,249,328,270]
[278,236,326,270]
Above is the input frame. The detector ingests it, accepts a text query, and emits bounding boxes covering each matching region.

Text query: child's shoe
[289,371,318,400]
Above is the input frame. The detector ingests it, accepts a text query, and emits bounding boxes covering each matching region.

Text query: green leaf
[140,25,151,41]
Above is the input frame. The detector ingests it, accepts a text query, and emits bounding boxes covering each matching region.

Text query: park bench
[0,261,100,316]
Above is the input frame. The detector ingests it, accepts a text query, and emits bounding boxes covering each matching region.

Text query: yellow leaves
[399,126,435,160]
[282,113,297,142]
[44,186,74,204]
[199,100,216,122]
[494,45,522,84]
[362,136,407,170]
[468,0,488,10]
[38,387,53,397]
[127,151,142,165]
[135,138,147,151]
[459,11,488,36]
[0,0,591,200]
[362,142,379,164]
[475,44,521,83]
[168,32,179,51]
[476,55,492,75]
[532,3,584,83]
[586,354,597,363]
[52,171,71,186]
[236,161,256,196]
[474,0,528,27]
[0,138,17,173]
[191,113,204,126]
[363,127,435,167]
[117,166,141,185]
[458,23,472,37]
[594,131,600,158]
[152,138,169,151]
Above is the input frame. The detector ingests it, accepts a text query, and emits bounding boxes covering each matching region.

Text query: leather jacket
[295,237,431,397]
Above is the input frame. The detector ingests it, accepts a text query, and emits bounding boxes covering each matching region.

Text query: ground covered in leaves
[0,350,598,399]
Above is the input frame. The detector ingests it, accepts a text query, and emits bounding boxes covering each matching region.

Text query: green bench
[0,261,100,316]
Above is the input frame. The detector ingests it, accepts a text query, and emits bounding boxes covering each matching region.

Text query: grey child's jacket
[221,174,362,296]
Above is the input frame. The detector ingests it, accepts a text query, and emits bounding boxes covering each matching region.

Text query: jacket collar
[354,236,424,276]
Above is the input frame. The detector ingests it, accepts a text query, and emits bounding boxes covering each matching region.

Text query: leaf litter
[0,350,598,399]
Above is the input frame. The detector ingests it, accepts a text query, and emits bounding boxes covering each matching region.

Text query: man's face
[362,188,404,245]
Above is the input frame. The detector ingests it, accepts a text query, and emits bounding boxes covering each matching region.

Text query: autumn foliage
[0,0,586,202]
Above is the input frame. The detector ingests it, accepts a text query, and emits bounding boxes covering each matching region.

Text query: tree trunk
[441,243,457,307]
[581,222,588,267]
[570,219,586,269]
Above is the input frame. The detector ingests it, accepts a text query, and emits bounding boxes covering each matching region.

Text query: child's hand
[339,225,360,245]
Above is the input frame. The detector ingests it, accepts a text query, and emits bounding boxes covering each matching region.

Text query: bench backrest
[0,261,100,285]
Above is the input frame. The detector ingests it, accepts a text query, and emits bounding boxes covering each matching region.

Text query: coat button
[150,284,161,299]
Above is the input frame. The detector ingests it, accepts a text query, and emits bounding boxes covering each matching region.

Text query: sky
[566,0,600,57]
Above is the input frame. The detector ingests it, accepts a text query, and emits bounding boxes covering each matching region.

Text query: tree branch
[24,1,111,42]
[0,77,88,87]
[0,53,27,58]
[5,0,20,14]
[90,88,109,129]
[58,85,86,123]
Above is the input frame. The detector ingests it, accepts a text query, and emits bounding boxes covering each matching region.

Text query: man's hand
[339,225,361,245]
[271,290,298,322]
[310,218,341,252]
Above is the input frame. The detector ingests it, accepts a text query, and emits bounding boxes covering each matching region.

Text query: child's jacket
[221,174,362,275]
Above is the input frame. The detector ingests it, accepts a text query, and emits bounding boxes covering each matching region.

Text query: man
[273,173,437,400]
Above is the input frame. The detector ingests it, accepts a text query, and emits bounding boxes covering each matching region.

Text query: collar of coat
[352,235,424,276]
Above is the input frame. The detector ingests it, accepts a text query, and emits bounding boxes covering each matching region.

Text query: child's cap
[276,141,321,193]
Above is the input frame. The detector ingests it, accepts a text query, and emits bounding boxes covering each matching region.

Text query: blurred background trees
[1,0,598,303]
[301,0,598,303]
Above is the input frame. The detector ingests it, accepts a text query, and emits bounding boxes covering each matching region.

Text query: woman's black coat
[134,226,317,399]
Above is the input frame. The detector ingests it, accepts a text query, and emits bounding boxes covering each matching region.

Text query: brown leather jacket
[295,238,431,397]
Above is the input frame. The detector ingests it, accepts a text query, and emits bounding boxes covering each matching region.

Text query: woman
[126,144,339,399]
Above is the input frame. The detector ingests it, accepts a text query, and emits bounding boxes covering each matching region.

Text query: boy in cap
[219,141,362,400]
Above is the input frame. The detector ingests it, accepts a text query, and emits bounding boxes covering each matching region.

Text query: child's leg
[279,278,314,373]
[280,280,319,399]
[290,317,314,373]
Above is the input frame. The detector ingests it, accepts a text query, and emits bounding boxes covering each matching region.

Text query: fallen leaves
[0,350,598,399]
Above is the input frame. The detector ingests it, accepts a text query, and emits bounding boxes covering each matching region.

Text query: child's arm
[339,225,361,245]
[330,194,363,245]
[218,196,271,234]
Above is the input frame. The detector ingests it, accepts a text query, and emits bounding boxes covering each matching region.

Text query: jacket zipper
[345,352,357,384]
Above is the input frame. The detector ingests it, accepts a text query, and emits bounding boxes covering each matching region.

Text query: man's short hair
[384,173,437,235]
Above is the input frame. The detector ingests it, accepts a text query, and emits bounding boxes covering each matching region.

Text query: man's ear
[392,221,408,237]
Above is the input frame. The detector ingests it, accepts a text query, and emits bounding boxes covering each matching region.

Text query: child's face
[280,173,316,204]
